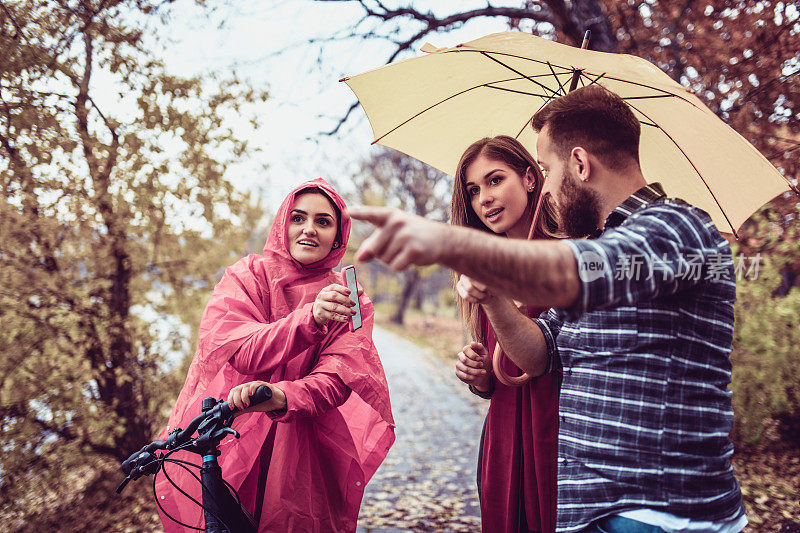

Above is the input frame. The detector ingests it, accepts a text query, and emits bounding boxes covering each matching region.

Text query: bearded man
[350,85,746,533]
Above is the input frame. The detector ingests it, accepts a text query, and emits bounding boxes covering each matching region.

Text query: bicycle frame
[200,452,256,533]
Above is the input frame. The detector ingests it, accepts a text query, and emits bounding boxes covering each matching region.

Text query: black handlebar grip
[222,384,274,419]
[249,385,273,407]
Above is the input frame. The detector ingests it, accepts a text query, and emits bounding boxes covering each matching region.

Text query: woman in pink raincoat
[155,178,395,532]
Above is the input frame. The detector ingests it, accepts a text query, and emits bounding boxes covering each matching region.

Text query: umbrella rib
[624,100,738,236]
[586,73,701,107]
[459,49,573,73]
[515,64,572,140]
[547,61,570,96]
[480,51,561,99]
[372,78,540,144]
[583,72,677,108]
[456,50,699,103]
[371,69,566,144]
[484,85,562,99]
[624,94,677,100]
[516,94,557,140]
[579,70,696,128]
[514,120,529,140]
[584,71,607,88]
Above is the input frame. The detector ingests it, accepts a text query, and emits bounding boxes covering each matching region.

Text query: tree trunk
[413,283,424,310]
[773,269,798,297]
[392,269,421,324]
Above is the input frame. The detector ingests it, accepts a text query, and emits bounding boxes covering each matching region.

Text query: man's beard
[558,170,602,238]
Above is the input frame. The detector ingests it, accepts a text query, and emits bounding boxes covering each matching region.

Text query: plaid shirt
[535,183,745,532]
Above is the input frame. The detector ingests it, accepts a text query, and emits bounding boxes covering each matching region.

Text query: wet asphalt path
[356,326,489,532]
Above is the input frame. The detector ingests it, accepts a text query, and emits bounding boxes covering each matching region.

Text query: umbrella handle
[526,160,556,240]
[491,170,552,388]
[493,162,554,388]
[492,341,532,387]
[527,188,547,240]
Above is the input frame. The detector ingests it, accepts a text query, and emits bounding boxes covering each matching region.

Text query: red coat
[155,179,395,532]
[479,306,560,532]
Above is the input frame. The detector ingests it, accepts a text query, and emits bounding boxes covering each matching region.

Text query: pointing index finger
[348,205,392,227]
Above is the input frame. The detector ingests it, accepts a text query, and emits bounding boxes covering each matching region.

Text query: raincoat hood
[265,177,351,271]
[156,179,394,532]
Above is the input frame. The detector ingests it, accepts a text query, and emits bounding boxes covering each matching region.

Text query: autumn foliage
[0,0,266,522]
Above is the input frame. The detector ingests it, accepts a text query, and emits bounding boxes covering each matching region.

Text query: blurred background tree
[730,250,800,445]
[0,0,266,524]
[730,203,800,446]
[352,147,453,324]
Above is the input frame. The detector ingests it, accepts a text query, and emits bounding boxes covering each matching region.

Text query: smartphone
[342,265,362,331]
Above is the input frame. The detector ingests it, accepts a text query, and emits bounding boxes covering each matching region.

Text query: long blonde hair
[449,135,560,344]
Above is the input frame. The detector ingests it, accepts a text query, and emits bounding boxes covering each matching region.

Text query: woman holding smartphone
[157,179,394,532]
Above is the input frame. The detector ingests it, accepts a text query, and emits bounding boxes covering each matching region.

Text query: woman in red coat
[450,136,561,533]
[156,178,395,532]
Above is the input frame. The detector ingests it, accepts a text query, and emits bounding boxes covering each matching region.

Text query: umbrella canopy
[342,31,797,235]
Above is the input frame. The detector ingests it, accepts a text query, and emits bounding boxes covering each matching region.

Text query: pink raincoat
[155,179,395,532]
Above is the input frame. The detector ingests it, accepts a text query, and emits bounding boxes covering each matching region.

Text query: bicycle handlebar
[120,385,273,478]
[212,383,273,424]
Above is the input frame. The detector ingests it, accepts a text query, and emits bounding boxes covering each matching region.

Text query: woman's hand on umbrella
[313,284,362,327]
[455,342,491,391]
[456,274,492,304]
[228,381,287,414]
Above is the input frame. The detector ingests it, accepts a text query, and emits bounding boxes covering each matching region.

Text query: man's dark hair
[530,85,641,170]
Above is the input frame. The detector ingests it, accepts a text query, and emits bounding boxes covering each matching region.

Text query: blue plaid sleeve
[533,307,563,374]
[562,200,733,319]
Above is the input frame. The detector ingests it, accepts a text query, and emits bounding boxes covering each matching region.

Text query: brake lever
[117,450,163,494]
[195,426,239,449]
[222,427,239,439]
[116,476,132,494]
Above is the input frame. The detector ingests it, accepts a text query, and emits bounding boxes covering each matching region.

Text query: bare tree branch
[310,1,623,136]
[310,1,562,136]
[322,100,362,136]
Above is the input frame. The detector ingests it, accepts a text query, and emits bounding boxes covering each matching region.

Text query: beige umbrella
[342,31,798,235]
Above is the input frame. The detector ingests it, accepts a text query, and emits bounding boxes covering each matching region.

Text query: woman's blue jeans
[583,515,666,533]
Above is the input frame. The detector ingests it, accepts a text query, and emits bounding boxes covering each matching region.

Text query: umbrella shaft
[568,31,591,92]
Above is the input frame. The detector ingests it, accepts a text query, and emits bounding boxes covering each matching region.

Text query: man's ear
[571,147,591,182]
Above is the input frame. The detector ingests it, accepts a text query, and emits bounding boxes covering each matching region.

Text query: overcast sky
[155,1,523,213]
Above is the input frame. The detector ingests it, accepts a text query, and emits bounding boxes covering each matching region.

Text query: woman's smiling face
[287,192,339,264]
[464,153,534,238]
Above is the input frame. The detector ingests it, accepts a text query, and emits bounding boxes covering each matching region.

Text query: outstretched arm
[350,206,579,309]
